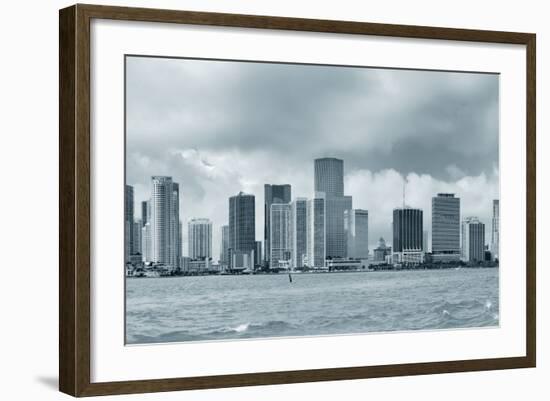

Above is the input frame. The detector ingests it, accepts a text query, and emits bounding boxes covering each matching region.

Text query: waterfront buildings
[291,198,308,268]
[431,193,461,262]
[264,184,291,264]
[229,192,256,267]
[255,241,262,267]
[150,176,181,268]
[220,225,229,265]
[314,158,352,259]
[393,207,424,264]
[188,218,212,260]
[270,203,292,267]
[462,216,485,262]
[491,199,500,261]
[345,209,369,259]
[125,185,134,262]
[373,237,391,262]
[307,193,326,267]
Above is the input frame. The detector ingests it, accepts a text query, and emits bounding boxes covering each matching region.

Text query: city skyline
[126,56,499,259]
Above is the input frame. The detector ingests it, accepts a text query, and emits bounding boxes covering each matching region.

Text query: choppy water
[126,268,499,344]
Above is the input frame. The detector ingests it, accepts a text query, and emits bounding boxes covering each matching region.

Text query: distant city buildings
[491,199,500,261]
[255,241,262,267]
[307,193,326,267]
[345,209,369,259]
[125,185,134,262]
[229,192,256,268]
[393,207,423,264]
[270,203,292,267]
[151,176,181,268]
[291,198,308,268]
[264,184,291,264]
[220,225,229,266]
[431,193,461,262]
[462,216,485,262]
[188,218,212,260]
[373,237,391,262]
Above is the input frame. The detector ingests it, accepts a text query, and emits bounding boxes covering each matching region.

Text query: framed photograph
[59,4,536,397]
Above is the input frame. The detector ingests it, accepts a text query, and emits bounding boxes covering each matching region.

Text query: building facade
[291,198,308,268]
[264,184,291,264]
[255,241,262,267]
[125,185,134,262]
[141,222,151,262]
[393,207,424,264]
[462,216,485,262]
[220,225,229,265]
[132,219,142,255]
[307,193,326,267]
[491,199,500,261]
[345,209,369,259]
[229,192,256,267]
[188,218,212,260]
[150,176,181,268]
[270,203,292,267]
[431,193,461,262]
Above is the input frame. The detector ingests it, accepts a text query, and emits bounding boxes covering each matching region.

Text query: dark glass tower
[229,192,256,254]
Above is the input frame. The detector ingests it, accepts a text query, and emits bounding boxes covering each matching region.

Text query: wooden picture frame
[59,3,536,397]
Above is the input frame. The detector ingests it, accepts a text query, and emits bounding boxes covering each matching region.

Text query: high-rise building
[133,219,142,255]
[431,193,460,262]
[345,209,369,259]
[314,158,352,259]
[229,192,256,267]
[150,176,181,268]
[141,222,152,262]
[188,218,212,260]
[307,193,326,267]
[141,200,149,227]
[491,200,500,261]
[220,225,229,265]
[264,184,291,264]
[125,185,134,262]
[270,203,292,267]
[255,241,262,267]
[462,216,485,262]
[393,207,424,264]
[291,198,308,268]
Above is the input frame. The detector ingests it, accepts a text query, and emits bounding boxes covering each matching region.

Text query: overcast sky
[126,56,499,260]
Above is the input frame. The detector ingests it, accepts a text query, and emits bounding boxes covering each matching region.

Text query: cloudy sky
[126,56,499,260]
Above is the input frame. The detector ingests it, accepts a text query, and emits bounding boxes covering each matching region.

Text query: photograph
[124,55,500,345]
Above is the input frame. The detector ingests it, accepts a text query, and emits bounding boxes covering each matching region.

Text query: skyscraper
[491,200,500,261]
[188,218,212,260]
[141,200,149,227]
[270,203,292,267]
[393,207,423,264]
[220,225,229,265]
[307,193,326,267]
[125,185,134,262]
[345,209,369,259]
[431,193,460,262]
[264,184,291,264]
[229,192,256,257]
[133,219,142,255]
[141,222,151,262]
[291,198,308,268]
[150,176,181,268]
[462,216,485,262]
[314,158,352,259]
[255,241,262,267]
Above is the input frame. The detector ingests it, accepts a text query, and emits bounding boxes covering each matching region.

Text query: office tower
[431,193,461,262]
[291,198,308,268]
[255,241,262,267]
[133,219,142,254]
[264,184,291,264]
[345,209,369,259]
[307,193,326,267]
[220,225,229,265]
[229,192,256,266]
[141,222,151,262]
[141,200,149,227]
[150,176,180,268]
[270,203,292,267]
[314,158,352,259]
[125,185,134,261]
[491,200,500,261]
[393,207,424,264]
[462,217,485,262]
[188,218,212,260]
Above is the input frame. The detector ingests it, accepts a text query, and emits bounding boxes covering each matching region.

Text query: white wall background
[0,0,546,400]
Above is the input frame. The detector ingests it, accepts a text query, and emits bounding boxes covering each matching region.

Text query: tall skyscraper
[345,209,369,259]
[141,200,149,227]
[125,185,134,262]
[491,199,500,261]
[220,225,229,265]
[431,193,460,262]
[229,192,256,256]
[393,207,423,264]
[255,241,262,267]
[141,222,151,262]
[133,219,142,255]
[270,203,292,267]
[188,218,212,260]
[264,184,291,264]
[462,216,485,262]
[150,176,180,268]
[307,193,326,267]
[314,158,352,259]
[291,198,308,268]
